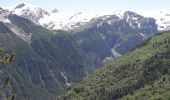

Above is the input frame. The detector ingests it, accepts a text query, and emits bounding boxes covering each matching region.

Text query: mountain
[71,11,157,64]
[56,31,170,100]
[0,4,159,99]
[140,11,170,31]
[5,3,159,62]
[8,3,49,23]
[39,11,100,30]
[0,9,88,99]
[7,3,165,32]
[7,3,99,30]
[152,11,170,31]
[8,3,170,32]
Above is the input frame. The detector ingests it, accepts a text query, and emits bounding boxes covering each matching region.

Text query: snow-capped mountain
[123,11,157,35]
[0,7,10,23]
[139,11,170,31]
[0,7,32,43]
[39,11,100,30]
[39,10,127,30]
[8,3,49,23]
[7,3,100,30]
[5,3,170,31]
[7,3,128,30]
[152,11,170,31]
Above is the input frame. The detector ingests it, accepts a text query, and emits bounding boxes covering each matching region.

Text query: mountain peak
[124,11,139,17]
[9,2,49,23]
[0,7,9,14]
[14,2,37,9]
[51,9,59,13]
[0,7,5,12]
[15,3,26,9]
[112,10,125,18]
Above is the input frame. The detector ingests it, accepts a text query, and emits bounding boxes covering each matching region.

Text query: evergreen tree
[0,49,15,100]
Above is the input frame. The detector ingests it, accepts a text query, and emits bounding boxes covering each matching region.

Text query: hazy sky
[0,0,170,12]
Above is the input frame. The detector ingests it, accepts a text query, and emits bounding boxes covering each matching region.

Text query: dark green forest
[56,32,170,100]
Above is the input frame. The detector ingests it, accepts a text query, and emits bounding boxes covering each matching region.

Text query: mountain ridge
[5,2,170,31]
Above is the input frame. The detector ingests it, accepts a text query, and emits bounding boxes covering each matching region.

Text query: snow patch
[0,12,11,24]
[60,72,71,86]
[103,56,113,63]
[140,10,170,31]
[132,17,138,20]
[107,19,116,25]
[112,10,125,19]
[39,11,100,30]
[111,48,122,58]
[129,23,135,28]
[139,33,145,37]
[138,23,142,29]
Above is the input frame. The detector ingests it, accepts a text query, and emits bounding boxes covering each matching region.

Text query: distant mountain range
[4,3,170,31]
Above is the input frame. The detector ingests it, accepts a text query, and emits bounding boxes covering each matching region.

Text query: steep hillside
[7,4,159,68]
[56,31,170,100]
[0,13,88,100]
[72,11,157,65]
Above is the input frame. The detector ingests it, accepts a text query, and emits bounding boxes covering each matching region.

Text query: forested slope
[57,31,170,100]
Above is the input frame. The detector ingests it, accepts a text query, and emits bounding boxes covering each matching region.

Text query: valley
[0,2,169,100]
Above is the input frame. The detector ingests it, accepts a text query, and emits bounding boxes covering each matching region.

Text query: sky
[0,0,170,13]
